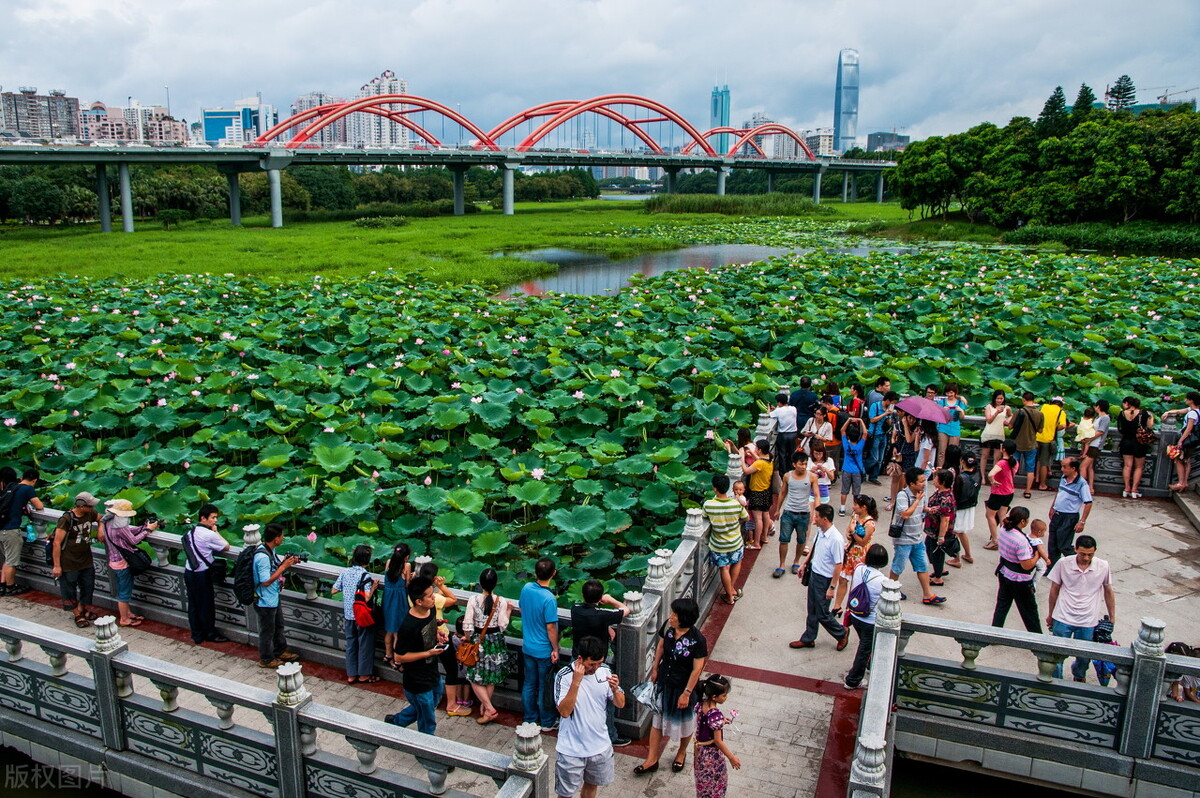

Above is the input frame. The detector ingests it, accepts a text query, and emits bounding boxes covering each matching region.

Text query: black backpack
[955,471,981,510]
[232,544,266,605]
[0,482,24,527]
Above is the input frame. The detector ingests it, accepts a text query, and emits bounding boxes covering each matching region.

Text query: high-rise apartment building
[867,131,909,152]
[710,85,731,153]
[738,112,772,156]
[0,87,81,139]
[289,92,348,145]
[80,102,136,141]
[833,49,859,153]
[804,128,836,157]
[350,70,410,148]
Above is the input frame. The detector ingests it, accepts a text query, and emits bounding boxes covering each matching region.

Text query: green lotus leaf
[647,445,683,464]
[445,488,485,514]
[471,529,512,557]
[475,402,512,427]
[114,487,152,508]
[407,485,448,512]
[572,479,605,496]
[508,480,552,505]
[313,445,356,472]
[113,449,153,471]
[334,483,377,516]
[433,511,474,537]
[603,486,638,510]
[432,407,470,429]
[145,491,187,521]
[547,505,606,542]
[639,482,677,514]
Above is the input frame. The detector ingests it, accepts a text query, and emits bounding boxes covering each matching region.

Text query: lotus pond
[2,246,1196,600]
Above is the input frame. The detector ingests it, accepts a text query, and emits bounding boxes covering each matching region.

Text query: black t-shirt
[396,610,441,693]
[657,625,709,689]
[570,604,624,658]
[2,484,37,530]
[789,389,819,423]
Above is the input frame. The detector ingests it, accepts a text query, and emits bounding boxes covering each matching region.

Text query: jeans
[184,568,217,643]
[845,616,875,687]
[865,433,887,480]
[255,604,287,663]
[1047,512,1079,564]
[388,676,449,776]
[801,571,846,644]
[522,653,557,726]
[992,576,1042,633]
[59,567,95,610]
[344,618,376,678]
[1051,620,1095,680]
[111,567,134,602]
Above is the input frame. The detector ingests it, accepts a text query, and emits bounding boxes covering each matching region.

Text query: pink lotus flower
[516,388,524,395]
[323,427,335,433]
[415,338,424,345]
[442,349,451,355]
[573,390,585,399]
[705,430,715,440]
[183,461,190,469]
[451,382,461,389]
[307,531,318,543]
[531,468,545,480]
[3,418,16,427]
[190,390,201,397]
[424,476,433,486]
[231,404,239,412]
[610,369,621,378]
[72,410,80,416]
[157,398,167,406]
[471,396,483,404]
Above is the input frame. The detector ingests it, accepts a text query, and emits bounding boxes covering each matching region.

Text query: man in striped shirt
[703,474,748,605]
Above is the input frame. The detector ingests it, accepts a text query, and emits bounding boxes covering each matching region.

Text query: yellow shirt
[1037,404,1066,444]
[748,460,773,492]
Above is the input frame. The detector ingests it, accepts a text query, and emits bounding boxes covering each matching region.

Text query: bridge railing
[0,611,550,798]
[16,501,726,738]
[848,580,1197,797]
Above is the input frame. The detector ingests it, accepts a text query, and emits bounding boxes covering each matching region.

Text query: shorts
[708,547,744,568]
[1016,448,1037,474]
[778,511,810,545]
[841,471,863,496]
[1036,441,1057,469]
[985,493,1013,511]
[111,566,134,602]
[953,506,976,535]
[1085,446,1102,459]
[979,439,1003,450]
[891,542,928,575]
[746,488,772,512]
[0,528,24,568]
[555,750,615,796]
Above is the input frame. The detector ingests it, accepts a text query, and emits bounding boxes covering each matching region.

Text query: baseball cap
[74,492,99,507]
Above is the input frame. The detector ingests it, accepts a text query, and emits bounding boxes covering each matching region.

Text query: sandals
[962,555,975,564]
[358,675,382,684]
[929,579,945,587]
[74,615,91,628]
[922,596,947,605]
[773,568,786,578]
[1023,491,1032,498]
[791,563,802,574]
[118,618,144,628]
[982,541,999,550]
[720,594,736,605]
[633,762,659,776]
[476,710,499,725]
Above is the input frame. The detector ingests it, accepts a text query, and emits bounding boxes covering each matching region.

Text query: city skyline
[1,0,1196,143]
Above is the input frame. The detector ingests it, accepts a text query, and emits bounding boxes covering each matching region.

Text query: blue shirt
[332,565,370,621]
[518,581,559,658]
[841,436,867,474]
[2,484,36,529]
[867,401,886,436]
[936,398,967,437]
[254,546,282,608]
[1052,475,1093,514]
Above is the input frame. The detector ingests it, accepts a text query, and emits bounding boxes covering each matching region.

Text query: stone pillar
[876,172,885,202]
[268,169,283,228]
[664,168,679,194]
[850,173,858,203]
[95,164,112,233]
[754,411,777,451]
[89,616,129,750]
[841,172,849,203]
[452,167,466,216]
[766,172,774,193]
[227,171,242,226]
[714,168,727,197]
[510,723,551,798]
[118,162,134,232]
[1118,617,1167,758]
[272,663,313,798]
[811,166,825,204]
[501,165,515,215]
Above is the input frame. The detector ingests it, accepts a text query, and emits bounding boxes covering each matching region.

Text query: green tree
[1072,83,1098,123]
[10,176,65,223]
[289,166,356,210]
[1107,75,1137,111]
[1036,87,1070,138]
[891,136,956,219]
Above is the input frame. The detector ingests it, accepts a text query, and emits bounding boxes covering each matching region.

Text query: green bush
[353,216,410,229]
[1003,222,1200,257]
[643,194,836,216]
[286,200,478,223]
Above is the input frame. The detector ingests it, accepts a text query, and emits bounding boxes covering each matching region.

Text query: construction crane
[1160,87,1200,104]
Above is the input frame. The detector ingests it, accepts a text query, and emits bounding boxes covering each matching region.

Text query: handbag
[630,680,660,708]
[1134,411,1157,446]
[799,558,812,586]
[456,594,499,667]
[888,490,907,538]
[118,545,153,576]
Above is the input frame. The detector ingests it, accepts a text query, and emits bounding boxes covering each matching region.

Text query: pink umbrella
[895,396,951,424]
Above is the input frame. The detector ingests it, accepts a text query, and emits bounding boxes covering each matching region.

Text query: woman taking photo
[1163,392,1200,492]
[991,506,1042,634]
[462,568,513,725]
[1117,396,1155,498]
[979,390,1012,486]
[742,440,774,550]
[634,598,708,777]
[885,409,918,511]
[832,494,876,614]
[984,440,1018,550]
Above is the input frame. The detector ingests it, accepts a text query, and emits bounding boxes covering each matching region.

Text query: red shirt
[992,459,1014,496]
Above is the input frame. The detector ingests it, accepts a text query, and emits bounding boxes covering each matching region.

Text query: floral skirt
[466,629,514,686]
[694,743,728,798]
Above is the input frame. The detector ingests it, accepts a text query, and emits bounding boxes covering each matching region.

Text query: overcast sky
[3,0,1197,144]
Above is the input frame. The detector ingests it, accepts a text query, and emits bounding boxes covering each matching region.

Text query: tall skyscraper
[833,49,859,153]
[0,87,80,139]
[710,85,731,153]
[350,70,410,148]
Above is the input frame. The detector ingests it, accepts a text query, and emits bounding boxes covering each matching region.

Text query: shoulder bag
[456,594,499,667]
[1135,411,1157,446]
[888,489,908,538]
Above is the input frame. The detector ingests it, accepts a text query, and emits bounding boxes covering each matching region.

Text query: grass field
[0,199,917,284]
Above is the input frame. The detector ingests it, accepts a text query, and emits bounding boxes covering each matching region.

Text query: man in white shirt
[770,393,799,474]
[790,504,850,651]
[1046,535,1115,683]
[554,636,626,798]
[182,504,231,645]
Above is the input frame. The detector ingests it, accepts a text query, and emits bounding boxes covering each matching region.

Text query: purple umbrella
[895,396,951,424]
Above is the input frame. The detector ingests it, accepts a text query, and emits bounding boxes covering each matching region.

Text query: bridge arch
[724,124,816,160]
[506,95,716,155]
[682,127,767,158]
[255,95,500,150]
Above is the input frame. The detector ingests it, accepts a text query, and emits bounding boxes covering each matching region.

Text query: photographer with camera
[183,504,232,645]
[254,522,303,668]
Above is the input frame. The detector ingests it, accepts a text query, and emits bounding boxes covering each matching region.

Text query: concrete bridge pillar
[95,164,112,233]
[850,173,858,203]
[841,172,849,203]
[225,171,242,226]
[876,171,885,202]
[664,168,679,194]
[766,172,774,193]
[811,166,825,204]
[714,167,727,197]
[117,163,134,233]
[502,163,515,215]
[451,166,467,216]
[268,169,283,228]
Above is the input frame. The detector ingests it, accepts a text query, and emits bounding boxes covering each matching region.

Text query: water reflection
[497,243,913,297]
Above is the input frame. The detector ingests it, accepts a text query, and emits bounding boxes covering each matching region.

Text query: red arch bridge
[0,94,894,231]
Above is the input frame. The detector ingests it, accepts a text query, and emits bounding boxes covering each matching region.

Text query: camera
[292,552,310,563]
[145,515,158,525]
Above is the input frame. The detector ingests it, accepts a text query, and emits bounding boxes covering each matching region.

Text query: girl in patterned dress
[463,567,514,724]
[693,675,740,798]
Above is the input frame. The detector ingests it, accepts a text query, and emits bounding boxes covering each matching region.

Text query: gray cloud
[2,0,1196,144]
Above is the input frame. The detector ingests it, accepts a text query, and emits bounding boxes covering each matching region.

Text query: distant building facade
[739,112,772,156]
[80,99,187,143]
[0,87,81,139]
[833,48,859,153]
[710,85,731,153]
[290,91,348,145]
[866,131,909,152]
[201,96,278,145]
[804,128,836,157]
[350,71,410,148]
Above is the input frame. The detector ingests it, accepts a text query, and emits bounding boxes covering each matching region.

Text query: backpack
[232,544,266,605]
[45,512,87,566]
[352,574,380,628]
[1011,407,1027,438]
[955,471,981,510]
[0,482,23,526]
[848,570,882,617]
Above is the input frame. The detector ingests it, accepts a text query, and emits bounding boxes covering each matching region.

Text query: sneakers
[612,737,633,747]
[258,658,283,668]
[0,586,9,597]
[842,677,865,690]
[540,721,559,733]
[838,508,847,517]
[206,634,231,644]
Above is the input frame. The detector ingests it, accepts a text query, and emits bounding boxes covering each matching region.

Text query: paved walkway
[2,486,1197,798]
